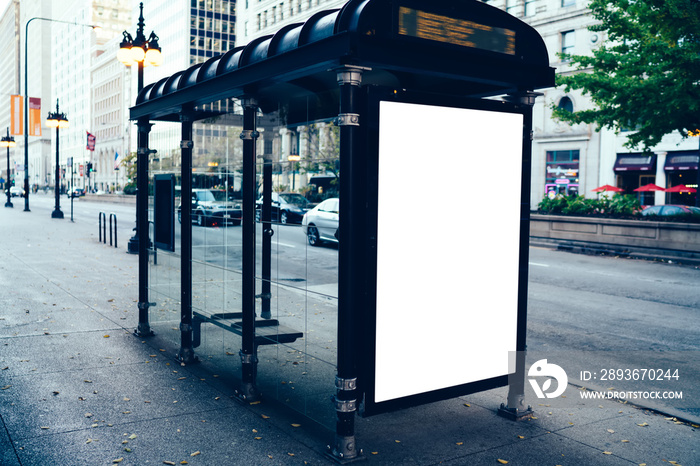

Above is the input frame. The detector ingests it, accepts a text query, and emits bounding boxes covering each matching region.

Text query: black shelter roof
[131,0,555,121]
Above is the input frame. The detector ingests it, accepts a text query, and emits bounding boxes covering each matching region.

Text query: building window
[561,30,575,59]
[523,0,535,16]
[562,0,575,6]
[558,96,574,113]
[545,150,580,196]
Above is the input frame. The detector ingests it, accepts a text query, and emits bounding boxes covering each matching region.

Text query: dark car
[641,205,700,217]
[178,189,242,226]
[255,192,311,224]
[302,197,339,246]
[67,187,85,198]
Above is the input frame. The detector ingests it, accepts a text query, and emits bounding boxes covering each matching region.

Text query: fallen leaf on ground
[607,429,615,433]
[190,451,201,457]
[497,460,509,464]
[112,459,123,464]
[603,451,612,455]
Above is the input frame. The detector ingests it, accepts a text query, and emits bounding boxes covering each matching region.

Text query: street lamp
[288,154,301,191]
[23,17,98,213]
[118,1,163,254]
[46,99,68,219]
[1,128,16,208]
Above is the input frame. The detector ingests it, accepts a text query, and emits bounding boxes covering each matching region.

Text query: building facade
[490,0,698,207]
[51,0,130,194]
[91,35,131,192]
[235,0,345,43]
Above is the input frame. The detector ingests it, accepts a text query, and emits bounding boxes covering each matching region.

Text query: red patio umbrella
[665,185,697,193]
[591,184,624,193]
[633,183,666,192]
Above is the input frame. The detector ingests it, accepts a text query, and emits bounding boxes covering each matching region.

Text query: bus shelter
[130,0,554,460]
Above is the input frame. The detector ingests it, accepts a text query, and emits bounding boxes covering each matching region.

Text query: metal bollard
[109,213,117,248]
[99,212,106,244]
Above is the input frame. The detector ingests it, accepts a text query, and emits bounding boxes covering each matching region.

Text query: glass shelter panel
[146,97,339,428]
[254,104,339,427]
[148,121,182,327]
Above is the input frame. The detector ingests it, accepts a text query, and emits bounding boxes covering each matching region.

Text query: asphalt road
[21,193,700,422]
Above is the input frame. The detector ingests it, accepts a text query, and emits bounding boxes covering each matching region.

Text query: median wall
[530,214,700,264]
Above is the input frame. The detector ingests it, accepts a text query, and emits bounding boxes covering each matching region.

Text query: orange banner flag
[28,97,41,136]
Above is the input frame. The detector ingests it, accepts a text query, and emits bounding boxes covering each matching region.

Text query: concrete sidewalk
[1,203,699,465]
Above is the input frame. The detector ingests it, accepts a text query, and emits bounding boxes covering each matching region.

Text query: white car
[9,186,23,197]
[301,197,339,246]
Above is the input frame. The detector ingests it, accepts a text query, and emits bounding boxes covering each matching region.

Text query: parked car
[67,187,85,198]
[256,192,312,224]
[9,186,23,197]
[302,197,339,246]
[641,205,700,217]
[177,189,242,226]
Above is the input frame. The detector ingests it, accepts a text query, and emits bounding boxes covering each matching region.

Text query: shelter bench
[192,311,303,348]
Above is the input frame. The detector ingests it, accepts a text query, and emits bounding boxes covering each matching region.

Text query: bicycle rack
[99,212,106,244]
[98,212,118,248]
[109,213,117,248]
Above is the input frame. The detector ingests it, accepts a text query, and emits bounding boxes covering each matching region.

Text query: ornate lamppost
[118,2,162,254]
[46,99,69,219]
[1,128,16,208]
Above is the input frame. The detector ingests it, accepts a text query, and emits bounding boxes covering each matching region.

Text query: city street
[17,193,700,425]
[2,195,699,465]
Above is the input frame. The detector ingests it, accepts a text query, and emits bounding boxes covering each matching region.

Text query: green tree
[553,0,700,151]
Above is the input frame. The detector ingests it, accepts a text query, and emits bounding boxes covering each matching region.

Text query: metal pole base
[4,201,12,208]
[127,234,139,254]
[326,436,364,464]
[51,208,64,219]
[234,381,260,403]
[176,347,199,365]
[134,322,154,338]
[497,403,534,421]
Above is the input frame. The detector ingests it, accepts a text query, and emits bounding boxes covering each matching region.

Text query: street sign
[79,164,84,177]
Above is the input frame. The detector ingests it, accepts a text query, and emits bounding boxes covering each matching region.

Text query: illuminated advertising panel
[372,100,524,408]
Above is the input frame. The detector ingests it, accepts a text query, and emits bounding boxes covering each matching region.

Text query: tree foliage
[553,0,700,151]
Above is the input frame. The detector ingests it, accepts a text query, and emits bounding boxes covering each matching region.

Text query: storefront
[664,151,699,205]
[614,152,657,203]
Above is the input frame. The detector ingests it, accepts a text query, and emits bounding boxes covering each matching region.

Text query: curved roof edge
[133,0,554,120]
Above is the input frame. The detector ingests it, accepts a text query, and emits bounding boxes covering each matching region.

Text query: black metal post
[261,147,272,320]
[4,128,12,208]
[328,66,364,463]
[135,118,153,337]
[70,158,74,222]
[127,60,145,255]
[178,114,197,364]
[51,124,63,219]
[498,91,539,422]
[236,98,260,402]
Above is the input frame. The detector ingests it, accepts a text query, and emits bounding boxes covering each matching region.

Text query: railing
[98,212,118,248]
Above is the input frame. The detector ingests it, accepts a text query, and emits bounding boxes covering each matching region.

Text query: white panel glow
[375,101,524,403]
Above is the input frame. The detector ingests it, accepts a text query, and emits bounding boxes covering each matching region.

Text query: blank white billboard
[374,101,524,403]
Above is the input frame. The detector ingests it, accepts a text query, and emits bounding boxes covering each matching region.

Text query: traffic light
[87,162,93,178]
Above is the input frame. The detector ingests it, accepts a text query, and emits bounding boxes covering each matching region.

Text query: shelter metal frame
[130,0,554,461]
